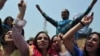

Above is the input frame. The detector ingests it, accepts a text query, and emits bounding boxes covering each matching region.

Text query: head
[84,32,100,56]
[3,16,14,27]
[0,0,7,10]
[51,35,63,52]
[61,9,69,20]
[34,31,50,51]
[27,38,34,45]
[0,31,14,46]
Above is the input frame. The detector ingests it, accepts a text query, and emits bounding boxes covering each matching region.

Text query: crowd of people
[0,0,99,56]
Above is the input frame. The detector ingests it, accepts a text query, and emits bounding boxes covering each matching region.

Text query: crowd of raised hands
[0,0,100,56]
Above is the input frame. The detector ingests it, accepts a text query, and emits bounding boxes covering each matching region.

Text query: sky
[0,0,100,40]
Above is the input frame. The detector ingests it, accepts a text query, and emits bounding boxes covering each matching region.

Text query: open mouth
[86,43,93,48]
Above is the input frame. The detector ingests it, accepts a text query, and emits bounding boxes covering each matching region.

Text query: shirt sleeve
[14,18,27,28]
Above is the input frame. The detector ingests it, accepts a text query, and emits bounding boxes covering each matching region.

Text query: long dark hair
[34,31,51,52]
[51,35,58,44]
[83,32,100,56]
[0,33,7,45]
[3,16,14,28]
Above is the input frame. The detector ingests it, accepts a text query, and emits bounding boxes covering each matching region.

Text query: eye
[37,37,42,40]
[93,38,98,42]
[44,37,48,40]
[37,37,48,40]
[87,36,91,40]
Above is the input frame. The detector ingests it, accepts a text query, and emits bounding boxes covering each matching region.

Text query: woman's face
[86,34,100,52]
[4,31,13,42]
[6,18,13,26]
[52,36,61,52]
[52,36,61,47]
[37,33,49,50]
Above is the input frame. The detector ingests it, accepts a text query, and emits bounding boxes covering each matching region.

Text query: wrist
[79,21,85,27]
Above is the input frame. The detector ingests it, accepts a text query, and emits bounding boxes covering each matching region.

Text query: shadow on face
[61,9,69,20]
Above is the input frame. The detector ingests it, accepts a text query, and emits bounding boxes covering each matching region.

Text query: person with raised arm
[61,13,100,56]
[36,0,97,35]
[0,0,29,56]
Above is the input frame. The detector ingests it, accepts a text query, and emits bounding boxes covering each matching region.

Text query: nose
[88,39,92,43]
[55,41,59,44]
[41,38,45,41]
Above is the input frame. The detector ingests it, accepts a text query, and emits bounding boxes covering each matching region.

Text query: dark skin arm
[66,0,97,34]
[36,4,58,27]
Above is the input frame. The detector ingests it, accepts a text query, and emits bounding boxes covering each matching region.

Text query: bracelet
[79,21,85,27]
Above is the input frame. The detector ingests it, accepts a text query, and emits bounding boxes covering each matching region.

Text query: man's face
[0,0,6,10]
[61,9,69,20]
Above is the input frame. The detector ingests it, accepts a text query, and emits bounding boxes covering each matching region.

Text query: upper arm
[42,13,58,27]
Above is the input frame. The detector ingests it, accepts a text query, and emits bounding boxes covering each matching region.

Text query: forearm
[17,0,26,20]
[43,13,57,26]
[36,5,57,27]
[17,9,26,20]
[83,0,97,17]
[12,27,29,56]
[68,0,97,30]
[63,22,83,41]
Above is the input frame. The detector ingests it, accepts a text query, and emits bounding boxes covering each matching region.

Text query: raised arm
[68,0,97,30]
[11,0,29,56]
[17,0,26,20]
[81,0,97,17]
[12,26,29,56]
[15,0,27,30]
[63,15,93,54]
[36,4,57,27]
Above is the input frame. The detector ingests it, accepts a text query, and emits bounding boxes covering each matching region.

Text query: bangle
[80,21,85,27]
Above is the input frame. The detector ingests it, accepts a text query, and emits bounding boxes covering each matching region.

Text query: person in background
[36,0,97,35]
[3,16,14,29]
[27,38,35,56]
[49,34,72,56]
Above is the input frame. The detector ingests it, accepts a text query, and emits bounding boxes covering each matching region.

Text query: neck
[3,44,15,56]
[88,52,96,56]
[41,49,48,56]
